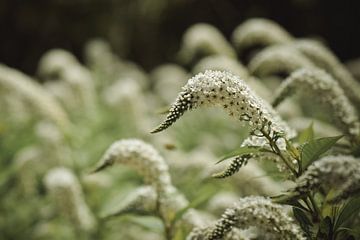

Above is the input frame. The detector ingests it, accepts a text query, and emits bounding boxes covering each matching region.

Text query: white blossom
[38,49,96,113]
[248,45,314,78]
[92,139,172,193]
[44,167,97,233]
[291,155,360,202]
[178,23,236,64]
[151,70,293,140]
[273,68,360,144]
[188,196,305,240]
[92,139,209,230]
[293,39,360,106]
[231,18,293,57]
[0,64,69,129]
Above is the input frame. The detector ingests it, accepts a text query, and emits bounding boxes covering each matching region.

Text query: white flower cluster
[151,70,292,139]
[92,139,172,193]
[92,139,208,230]
[248,45,314,78]
[193,55,249,79]
[44,167,97,233]
[231,18,293,55]
[178,23,236,64]
[0,64,69,130]
[38,49,96,113]
[293,39,360,106]
[291,155,360,202]
[273,68,360,143]
[188,196,305,240]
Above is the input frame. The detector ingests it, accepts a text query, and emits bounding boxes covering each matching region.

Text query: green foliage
[300,135,343,169]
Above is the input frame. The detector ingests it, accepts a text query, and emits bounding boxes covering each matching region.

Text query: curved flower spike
[44,167,97,233]
[273,68,360,144]
[248,45,314,78]
[151,70,292,140]
[0,64,69,130]
[91,139,172,193]
[178,23,236,65]
[290,155,360,203]
[293,39,360,107]
[92,139,210,230]
[193,55,249,79]
[232,18,293,56]
[103,186,157,218]
[188,196,305,240]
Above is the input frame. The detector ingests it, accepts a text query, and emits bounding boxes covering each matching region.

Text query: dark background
[1,0,360,74]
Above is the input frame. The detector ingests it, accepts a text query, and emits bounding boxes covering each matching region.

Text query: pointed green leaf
[293,207,313,237]
[216,146,265,164]
[334,197,360,231]
[298,122,314,144]
[301,135,343,168]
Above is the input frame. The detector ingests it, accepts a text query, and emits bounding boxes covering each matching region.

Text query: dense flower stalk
[92,139,172,193]
[92,139,209,232]
[38,49,96,113]
[44,167,97,232]
[231,18,293,56]
[248,45,314,78]
[290,155,360,202]
[293,39,360,107]
[273,68,360,144]
[0,64,69,129]
[178,24,236,64]
[151,70,292,139]
[188,196,305,240]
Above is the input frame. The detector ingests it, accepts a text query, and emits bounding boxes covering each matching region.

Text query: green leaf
[293,207,313,237]
[216,146,265,164]
[298,122,314,144]
[301,135,343,168]
[125,216,164,233]
[334,197,360,231]
[317,216,332,239]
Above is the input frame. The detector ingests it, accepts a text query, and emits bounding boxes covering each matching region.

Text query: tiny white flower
[188,196,305,240]
[273,68,360,144]
[44,167,97,233]
[231,18,293,56]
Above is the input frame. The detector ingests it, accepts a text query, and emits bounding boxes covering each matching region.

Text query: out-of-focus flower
[178,24,236,65]
[44,167,97,233]
[188,196,305,240]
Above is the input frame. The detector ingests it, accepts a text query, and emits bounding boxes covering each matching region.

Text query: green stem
[260,129,298,177]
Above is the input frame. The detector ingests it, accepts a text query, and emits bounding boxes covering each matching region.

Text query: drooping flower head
[151,70,293,140]
[92,139,209,231]
[178,24,236,65]
[273,68,360,144]
[0,64,70,130]
[289,155,360,203]
[293,39,360,107]
[231,18,293,61]
[44,167,97,233]
[92,139,172,193]
[248,45,314,78]
[188,196,305,240]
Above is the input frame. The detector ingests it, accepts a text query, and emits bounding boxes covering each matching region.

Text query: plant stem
[260,129,298,177]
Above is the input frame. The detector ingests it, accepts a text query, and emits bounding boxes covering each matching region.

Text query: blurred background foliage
[1,1,360,239]
[1,0,360,74]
